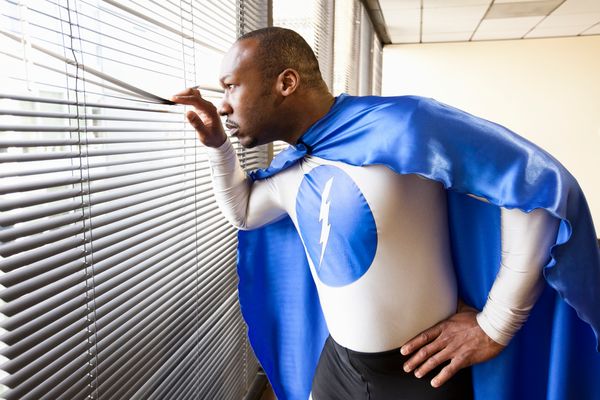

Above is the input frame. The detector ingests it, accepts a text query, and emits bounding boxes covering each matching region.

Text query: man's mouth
[225,121,240,136]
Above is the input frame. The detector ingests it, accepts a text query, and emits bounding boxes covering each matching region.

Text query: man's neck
[283,90,336,145]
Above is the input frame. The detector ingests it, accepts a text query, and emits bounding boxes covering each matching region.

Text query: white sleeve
[476,207,559,346]
[204,139,286,230]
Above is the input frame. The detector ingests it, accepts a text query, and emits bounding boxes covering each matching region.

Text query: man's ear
[277,68,300,96]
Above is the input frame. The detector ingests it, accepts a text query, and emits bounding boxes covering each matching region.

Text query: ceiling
[373,0,600,44]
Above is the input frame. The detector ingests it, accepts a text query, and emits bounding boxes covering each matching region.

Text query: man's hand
[171,87,227,148]
[400,302,505,388]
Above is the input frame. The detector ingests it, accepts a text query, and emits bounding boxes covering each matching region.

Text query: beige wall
[383,36,600,228]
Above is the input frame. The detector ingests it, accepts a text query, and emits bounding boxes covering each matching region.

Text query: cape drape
[236,94,600,400]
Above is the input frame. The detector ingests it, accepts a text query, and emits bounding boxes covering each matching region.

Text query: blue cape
[236,94,600,400]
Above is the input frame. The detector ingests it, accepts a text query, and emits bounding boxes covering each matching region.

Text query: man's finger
[172,87,200,97]
[413,346,452,378]
[170,87,214,107]
[186,110,206,131]
[400,324,442,356]
[171,94,212,107]
[430,358,464,388]
[170,95,195,105]
[403,335,448,373]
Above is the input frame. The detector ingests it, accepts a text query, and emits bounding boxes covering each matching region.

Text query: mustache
[224,120,239,130]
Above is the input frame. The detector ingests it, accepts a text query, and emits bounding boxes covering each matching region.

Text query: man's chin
[238,135,258,149]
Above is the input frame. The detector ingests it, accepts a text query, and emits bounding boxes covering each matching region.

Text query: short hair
[238,27,324,89]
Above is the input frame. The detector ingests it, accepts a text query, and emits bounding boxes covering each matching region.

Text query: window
[272,0,382,155]
[273,0,334,91]
[271,0,335,156]
[0,0,266,398]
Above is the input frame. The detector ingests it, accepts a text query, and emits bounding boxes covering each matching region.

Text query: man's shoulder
[336,94,429,126]
[343,94,428,109]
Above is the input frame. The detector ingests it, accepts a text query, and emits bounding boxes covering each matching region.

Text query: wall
[383,35,600,227]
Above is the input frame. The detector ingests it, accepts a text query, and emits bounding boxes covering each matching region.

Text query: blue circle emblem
[296,165,378,287]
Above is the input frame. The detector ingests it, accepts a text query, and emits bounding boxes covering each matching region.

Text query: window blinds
[333,0,360,96]
[332,0,380,97]
[271,0,382,155]
[0,0,266,399]
[358,5,373,96]
[272,0,334,91]
[372,32,383,96]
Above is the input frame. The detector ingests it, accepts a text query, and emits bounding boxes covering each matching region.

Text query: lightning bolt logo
[318,177,334,266]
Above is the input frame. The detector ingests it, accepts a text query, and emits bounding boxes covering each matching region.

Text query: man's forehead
[219,39,259,81]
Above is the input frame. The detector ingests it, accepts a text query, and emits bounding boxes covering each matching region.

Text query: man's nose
[218,101,232,116]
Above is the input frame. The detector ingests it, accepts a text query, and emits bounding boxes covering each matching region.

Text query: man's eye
[226,84,235,90]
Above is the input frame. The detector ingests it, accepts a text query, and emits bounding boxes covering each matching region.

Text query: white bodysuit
[207,140,558,352]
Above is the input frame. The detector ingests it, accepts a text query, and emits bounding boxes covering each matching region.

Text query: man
[172,28,600,400]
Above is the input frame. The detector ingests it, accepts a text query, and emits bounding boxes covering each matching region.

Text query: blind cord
[64,0,100,398]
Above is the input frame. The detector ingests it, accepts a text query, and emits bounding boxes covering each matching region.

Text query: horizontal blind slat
[8,349,92,400]
[101,0,225,54]
[0,174,212,227]
[142,309,241,400]
[0,235,232,356]
[0,216,228,315]
[0,159,208,194]
[0,151,201,180]
[0,223,84,257]
[93,233,236,316]
[123,292,239,400]
[0,144,199,163]
[96,280,198,369]
[0,234,238,382]
[0,93,182,111]
[94,281,236,397]
[36,363,92,400]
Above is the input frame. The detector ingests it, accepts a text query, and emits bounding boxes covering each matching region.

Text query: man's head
[237,27,324,91]
[218,27,330,148]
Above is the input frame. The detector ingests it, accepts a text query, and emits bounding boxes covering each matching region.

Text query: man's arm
[171,88,285,229]
[205,138,285,229]
[401,206,559,388]
[477,207,557,345]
